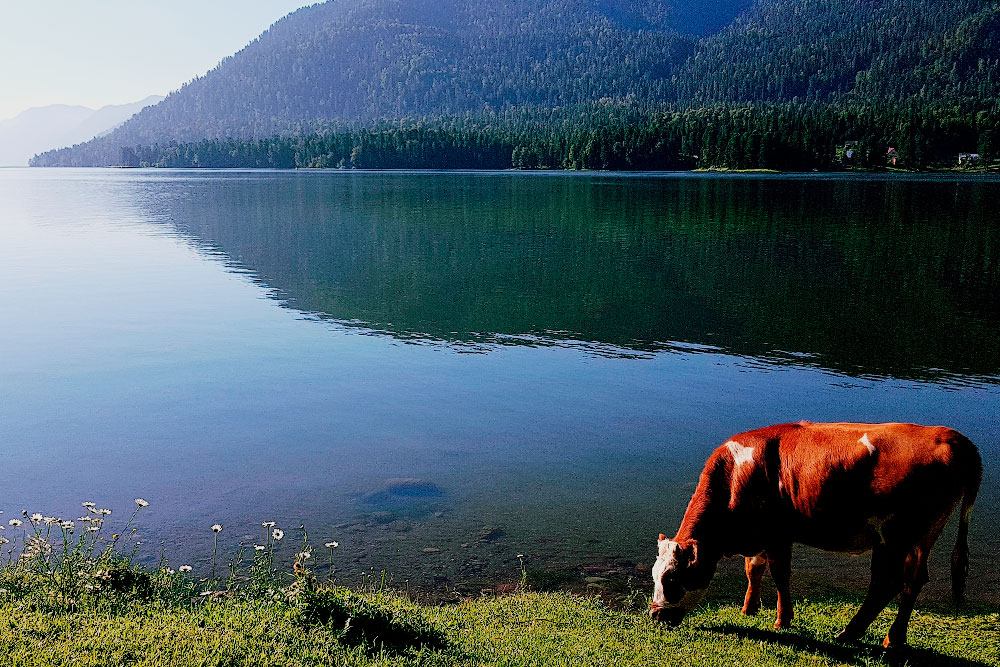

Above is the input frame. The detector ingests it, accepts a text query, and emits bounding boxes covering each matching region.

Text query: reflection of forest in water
[150,173,1000,383]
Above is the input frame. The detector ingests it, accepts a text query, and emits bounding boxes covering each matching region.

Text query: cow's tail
[950,441,982,611]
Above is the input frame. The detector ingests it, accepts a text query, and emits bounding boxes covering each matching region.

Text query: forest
[35,102,999,171]
[30,0,1000,170]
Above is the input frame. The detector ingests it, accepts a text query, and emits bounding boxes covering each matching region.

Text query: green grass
[1,590,995,666]
[2,506,995,666]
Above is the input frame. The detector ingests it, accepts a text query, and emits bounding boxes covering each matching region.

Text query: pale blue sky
[0,1,318,121]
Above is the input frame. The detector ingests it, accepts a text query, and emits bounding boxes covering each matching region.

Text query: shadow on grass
[295,587,451,656]
[702,623,993,667]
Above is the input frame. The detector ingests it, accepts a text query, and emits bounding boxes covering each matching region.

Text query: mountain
[31,0,1000,168]
[0,96,164,166]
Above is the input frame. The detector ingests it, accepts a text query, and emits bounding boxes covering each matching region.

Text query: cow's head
[649,534,714,625]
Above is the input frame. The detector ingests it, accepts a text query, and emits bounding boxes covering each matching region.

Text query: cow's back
[761,422,974,552]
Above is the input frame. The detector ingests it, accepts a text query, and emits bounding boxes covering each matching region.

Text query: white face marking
[652,540,680,606]
[652,540,707,614]
[726,440,755,467]
[859,433,875,454]
[749,553,767,566]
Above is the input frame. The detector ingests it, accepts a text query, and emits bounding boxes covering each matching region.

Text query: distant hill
[32,0,1000,167]
[0,96,163,166]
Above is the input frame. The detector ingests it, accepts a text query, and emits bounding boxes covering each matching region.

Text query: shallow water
[1,168,997,601]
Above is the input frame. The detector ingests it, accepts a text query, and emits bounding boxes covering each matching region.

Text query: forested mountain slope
[678,0,1000,103]
[41,0,704,150]
[33,0,1000,168]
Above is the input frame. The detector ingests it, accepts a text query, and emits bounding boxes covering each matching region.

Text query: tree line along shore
[31,103,1000,172]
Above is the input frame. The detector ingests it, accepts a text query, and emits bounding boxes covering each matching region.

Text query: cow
[649,421,982,648]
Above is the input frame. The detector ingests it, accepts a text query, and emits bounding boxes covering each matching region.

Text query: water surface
[1,169,997,602]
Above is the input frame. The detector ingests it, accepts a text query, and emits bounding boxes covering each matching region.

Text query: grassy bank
[2,589,997,666]
[2,505,995,666]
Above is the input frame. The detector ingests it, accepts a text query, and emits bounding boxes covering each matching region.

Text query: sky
[0,1,318,121]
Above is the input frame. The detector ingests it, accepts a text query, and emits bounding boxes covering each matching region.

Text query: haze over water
[1,169,997,601]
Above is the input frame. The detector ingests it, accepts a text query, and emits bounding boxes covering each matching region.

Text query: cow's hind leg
[741,553,767,616]
[836,545,907,643]
[767,544,794,629]
[882,545,929,648]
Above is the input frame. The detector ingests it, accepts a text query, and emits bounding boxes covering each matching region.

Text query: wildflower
[82,502,96,508]
[262,521,276,528]
[179,565,192,572]
[211,524,223,533]
[517,554,525,558]
[272,528,284,541]
[43,516,58,525]
[24,536,52,557]
[30,513,42,524]
[87,525,100,532]
[163,568,175,575]
[60,520,75,530]
[8,519,21,527]
[97,508,112,516]
[297,551,311,560]
[77,516,92,522]
[254,544,266,551]
[0,537,8,545]
[135,498,149,508]
[325,541,339,549]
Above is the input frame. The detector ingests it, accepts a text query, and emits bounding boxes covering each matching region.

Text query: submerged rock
[359,478,444,505]
[476,526,505,543]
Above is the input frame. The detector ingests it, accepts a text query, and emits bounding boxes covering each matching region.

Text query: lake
[1,168,997,603]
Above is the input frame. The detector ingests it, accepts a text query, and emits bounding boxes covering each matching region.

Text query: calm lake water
[1,168,997,603]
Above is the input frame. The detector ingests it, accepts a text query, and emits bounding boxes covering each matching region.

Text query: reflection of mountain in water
[152,173,1000,382]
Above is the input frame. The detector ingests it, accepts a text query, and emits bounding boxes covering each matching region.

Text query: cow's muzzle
[649,602,687,627]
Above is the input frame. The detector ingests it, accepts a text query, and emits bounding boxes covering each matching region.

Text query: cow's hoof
[741,605,760,617]
[835,630,860,643]
[774,619,792,630]
[882,636,908,650]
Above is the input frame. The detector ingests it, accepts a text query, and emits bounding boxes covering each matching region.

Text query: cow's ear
[686,540,699,568]
[658,533,666,542]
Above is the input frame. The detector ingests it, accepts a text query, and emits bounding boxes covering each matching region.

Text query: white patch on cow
[726,440,755,467]
[750,553,767,566]
[652,540,681,606]
[859,433,875,454]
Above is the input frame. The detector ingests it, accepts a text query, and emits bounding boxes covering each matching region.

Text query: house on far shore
[886,147,899,166]
[958,152,981,166]
[842,140,859,162]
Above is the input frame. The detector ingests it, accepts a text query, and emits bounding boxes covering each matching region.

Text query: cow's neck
[673,454,753,558]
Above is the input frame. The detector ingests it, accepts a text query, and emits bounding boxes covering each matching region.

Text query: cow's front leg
[741,553,768,616]
[767,544,794,629]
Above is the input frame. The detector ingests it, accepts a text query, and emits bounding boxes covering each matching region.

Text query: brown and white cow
[649,421,981,648]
